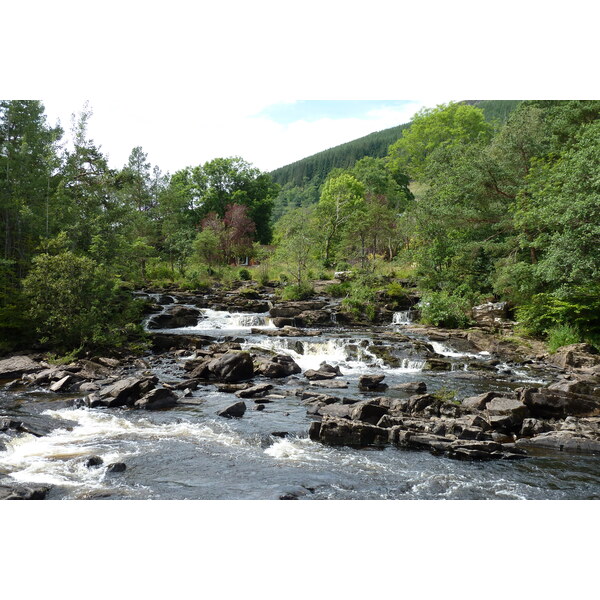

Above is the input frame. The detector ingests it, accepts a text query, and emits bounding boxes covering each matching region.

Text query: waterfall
[192,309,275,332]
[392,310,414,325]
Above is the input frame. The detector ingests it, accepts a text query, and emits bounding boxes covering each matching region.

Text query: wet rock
[310,416,389,447]
[423,358,452,371]
[304,363,342,380]
[547,376,600,397]
[520,418,553,437]
[208,351,254,382]
[272,317,296,328]
[351,400,389,425]
[106,462,127,473]
[97,357,121,368]
[85,456,104,468]
[295,310,333,327]
[236,383,273,398]
[216,382,252,393]
[0,482,50,500]
[257,355,302,378]
[150,333,215,352]
[316,403,354,419]
[253,404,265,411]
[392,381,427,393]
[93,376,157,407]
[257,327,320,337]
[218,401,247,418]
[0,355,42,380]
[147,305,201,329]
[135,387,178,410]
[358,374,388,392]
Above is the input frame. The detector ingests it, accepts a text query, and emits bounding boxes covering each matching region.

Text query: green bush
[281,283,314,301]
[238,268,251,281]
[327,281,351,298]
[22,251,146,353]
[418,291,472,328]
[386,282,408,301]
[546,324,582,353]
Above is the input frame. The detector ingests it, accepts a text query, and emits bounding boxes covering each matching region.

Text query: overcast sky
[41,98,450,174]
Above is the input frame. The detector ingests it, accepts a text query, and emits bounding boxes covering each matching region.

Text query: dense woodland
[1,99,599,357]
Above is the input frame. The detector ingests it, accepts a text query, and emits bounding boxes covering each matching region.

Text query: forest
[1,99,599,357]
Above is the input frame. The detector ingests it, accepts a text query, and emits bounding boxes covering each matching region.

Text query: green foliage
[22,251,146,352]
[432,387,459,404]
[327,281,352,298]
[281,282,314,301]
[386,282,408,301]
[546,324,582,353]
[238,268,251,281]
[515,288,600,339]
[418,291,472,329]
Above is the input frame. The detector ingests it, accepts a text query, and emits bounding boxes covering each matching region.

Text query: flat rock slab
[309,380,348,389]
[0,356,42,380]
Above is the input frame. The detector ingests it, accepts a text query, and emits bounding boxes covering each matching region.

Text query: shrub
[418,291,471,329]
[22,251,146,353]
[238,268,251,281]
[386,282,408,301]
[546,324,582,353]
[281,283,314,301]
[327,281,351,298]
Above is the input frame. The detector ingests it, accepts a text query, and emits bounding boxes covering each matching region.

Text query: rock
[94,376,157,408]
[257,355,302,378]
[548,344,600,370]
[423,358,452,371]
[304,363,342,380]
[269,301,327,318]
[208,351,254,382]
[78,360,113,380]
[85,456,104,468]
[461,391,498,411]
[134,387,178,410]
[309,379,348,389]
[358,374,388,392]
[236,383,273,398]
[310,416,389,447]
[0,355,42,380]
[516,431,600,454]
[217,401,247,418]
[485,397,530,428]
[272,317,296,328]
[520,387,600,419]
[0,482,50,500]
[97,357,121,368]
[147,305,201,329]
[548,377,600,397]
[215,382,252,393]
[295,310,333,326]
[150,333,215,352]
[106,462,127,473]
[49,375,73,392]
[471,302,508,326]
[520,418,552,437]
[351,400,389,425]
[392,381,427,393]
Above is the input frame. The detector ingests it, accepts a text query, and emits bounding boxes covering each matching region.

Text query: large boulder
[269,301,328,318]
[358,374,388,392]
[90,376,157,408]
[208,352,254,382]
[134,387,178,410]
[309,416,389,447]
[217,401,247,418]
[520,387,600,419]
[304,363,342,381]
[257,355,302,378]
[516,431,600,454]
[0,355,42,380]
[147,305,201,329]
[548,344,600,370]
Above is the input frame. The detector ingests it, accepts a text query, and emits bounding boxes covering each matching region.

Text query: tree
[273,206,320,285]
[316,172,366,266]
[387,102,493,180]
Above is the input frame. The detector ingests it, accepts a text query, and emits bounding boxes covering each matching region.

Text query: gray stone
[135,387,178,410]
[218,401,247,418]
[0,356,42,380]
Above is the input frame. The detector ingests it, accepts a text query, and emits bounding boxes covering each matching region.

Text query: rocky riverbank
[1,285,599,498]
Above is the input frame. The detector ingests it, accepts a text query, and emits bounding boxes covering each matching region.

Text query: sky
[41,98,449,175]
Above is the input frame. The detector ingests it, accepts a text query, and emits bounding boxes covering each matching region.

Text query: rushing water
[1,302,599,500]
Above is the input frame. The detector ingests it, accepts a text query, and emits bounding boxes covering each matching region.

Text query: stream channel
[1,295,599,500]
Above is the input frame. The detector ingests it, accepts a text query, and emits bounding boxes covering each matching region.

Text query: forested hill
[270,100,521,190]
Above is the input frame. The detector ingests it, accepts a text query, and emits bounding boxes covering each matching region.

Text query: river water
[1,299,599,500]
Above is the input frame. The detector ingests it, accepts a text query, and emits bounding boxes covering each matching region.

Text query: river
[1,297,598,499]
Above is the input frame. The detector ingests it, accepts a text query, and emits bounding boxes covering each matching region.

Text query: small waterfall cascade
[193,309,275,331]
[392,310,414,326]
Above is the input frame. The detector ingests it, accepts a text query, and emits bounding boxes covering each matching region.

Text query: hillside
[270,100,521,191]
